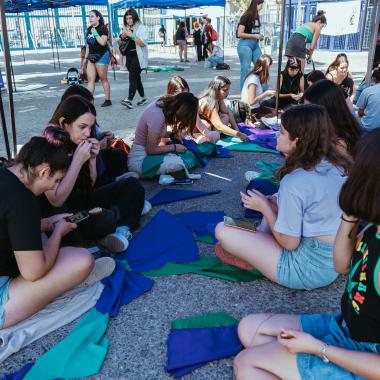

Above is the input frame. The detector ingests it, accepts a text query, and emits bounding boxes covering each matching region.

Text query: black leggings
[41,178,145,244]
[196,44,202,61]
[125,52,144,101]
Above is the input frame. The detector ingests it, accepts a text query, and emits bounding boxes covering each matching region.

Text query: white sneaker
[141,200,152,216]
[77,257,116,288]
[245,171,260,182]
[98,232,129,253]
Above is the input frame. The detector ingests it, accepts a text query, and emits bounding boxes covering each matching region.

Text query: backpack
[66,67,80,86]
[210,28,218,42]
[216,62,230,70]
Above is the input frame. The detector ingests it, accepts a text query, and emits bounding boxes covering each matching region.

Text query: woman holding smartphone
[237,0,265,90]
[42,95,145,253]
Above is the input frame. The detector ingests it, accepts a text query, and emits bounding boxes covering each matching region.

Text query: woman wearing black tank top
[233,129,380,379]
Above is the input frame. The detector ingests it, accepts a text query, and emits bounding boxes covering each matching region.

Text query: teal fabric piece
[256,160,281,185]
[171,312,238,330]
[146,66,185,72]
[141,150,198,178]
[217,137,278,153]
[24,308,109,380]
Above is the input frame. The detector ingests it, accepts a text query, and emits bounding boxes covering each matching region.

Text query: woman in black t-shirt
[175,21,189,63]
[43,95,145,252]
[0,137,94,329]
[233,129,380,379]
[236,0,265,91]
[82,10,112,107]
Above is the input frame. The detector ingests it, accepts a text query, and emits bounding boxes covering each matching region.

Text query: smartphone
[224,216,257,232]
[66,211,90,224]
[97,131,108,141]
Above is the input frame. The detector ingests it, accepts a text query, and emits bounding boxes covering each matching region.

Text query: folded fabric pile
[166,312,243,378]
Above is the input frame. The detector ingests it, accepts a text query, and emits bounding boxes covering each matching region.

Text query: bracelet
[341,215,359,223]
[320,343,329,363]
[173,144,177,153]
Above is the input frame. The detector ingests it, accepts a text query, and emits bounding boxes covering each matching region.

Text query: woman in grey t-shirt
[215,104,352,290]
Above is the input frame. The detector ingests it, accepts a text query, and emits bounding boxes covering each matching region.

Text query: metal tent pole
[275,0,286,117]
[50,7,61,71]
[287,0,292,39]
[47,8,57,69]
[0,2,17,157]
[0,90,11,160]
[222,3,226,62]
[16,12,26,64]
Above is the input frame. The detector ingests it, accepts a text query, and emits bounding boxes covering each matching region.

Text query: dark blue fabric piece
[2,364,34,380]
[175,211,225,238]
[166,326,242,378]
[244,178,279,218]
[149,189,221,206]
[96,261,154,317]
[215,145,233,158]
[119,210,200,272]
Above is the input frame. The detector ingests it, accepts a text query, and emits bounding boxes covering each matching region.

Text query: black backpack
[216,62,230,70]
[66,67,80,85]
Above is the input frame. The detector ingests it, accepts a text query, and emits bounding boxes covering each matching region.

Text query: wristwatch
[321,343,329,363]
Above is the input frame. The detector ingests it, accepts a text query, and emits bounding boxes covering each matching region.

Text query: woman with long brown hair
[237,0,265,90]
[215,104,351,290]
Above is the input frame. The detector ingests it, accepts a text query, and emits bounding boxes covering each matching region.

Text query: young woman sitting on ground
[304,79,361,155]
[60,85,135,185]
[233,129,380,380]
[128,92,200,178]
[166,76,220,144]
[199,76,249,141]
[241,54,276,118]
[264,57,304,110]
[325,53,355,108]
[306,69,325,88]
[205,42,224,69]
[42,95,145,253]
[0,136,94,329]
[215,104,352,290]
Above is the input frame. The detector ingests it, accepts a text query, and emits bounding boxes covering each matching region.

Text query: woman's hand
[236,131,250,142]
[99,131,114,150]
[41,213,73,233]
[263,90,276,98]
[73,141,92,165]
[278,329,323,355]
[174,144,187,153]
[254,34,264,41]
[88,138,100,158]
[125,29,133,38]
[53,218,77,237]
[240,189,270,212]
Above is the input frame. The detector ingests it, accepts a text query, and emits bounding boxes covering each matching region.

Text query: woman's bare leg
[86,61,97,94]
[3,247,94,328]
[184,44,188,61]
[214,222,281,282]
[96,64,111,101]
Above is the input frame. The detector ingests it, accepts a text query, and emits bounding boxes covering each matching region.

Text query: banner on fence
[318,0,361,36]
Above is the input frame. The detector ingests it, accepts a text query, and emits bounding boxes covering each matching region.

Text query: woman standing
[83,10,111,107]
[120,8,148,109]
[237,0,265,91]
[193,22,203,62]
[175,21,189,63]
[285,10,327,73]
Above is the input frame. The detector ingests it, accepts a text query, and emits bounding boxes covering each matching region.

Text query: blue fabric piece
[181,140,209,167]
[166,326,243,377]
[96,261,154,317]
[244,178,279,218]
[215,145,233,158]
[119,210,199,272]
[2,363,34,380]
[175,211,225,238]
[149,189,221,206]
[113,0,225,10]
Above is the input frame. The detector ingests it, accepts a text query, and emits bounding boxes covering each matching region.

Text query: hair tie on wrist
[341,215,359,223]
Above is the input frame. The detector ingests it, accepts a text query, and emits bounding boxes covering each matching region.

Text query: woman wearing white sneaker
[120,8,148,109]
[41,96,145,253]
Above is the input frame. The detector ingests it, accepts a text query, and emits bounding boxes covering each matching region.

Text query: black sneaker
[101,100,112,107]
[121,99,133,109]
[137,98,147,106]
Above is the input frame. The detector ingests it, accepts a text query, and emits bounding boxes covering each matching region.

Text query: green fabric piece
[142,256,263,283]
[217,137,278,153]
[141,150,198,178]
[171,311,238,330]
[256,160,281,185]
[24,308,109,380]
[146,66,185,72]
[194,235,215,244]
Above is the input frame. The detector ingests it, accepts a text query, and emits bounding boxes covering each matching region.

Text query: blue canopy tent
[113,0,225,9]
[0,0,110,158]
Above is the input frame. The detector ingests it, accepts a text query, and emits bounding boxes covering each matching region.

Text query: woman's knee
[121,177,145,196]
[60,247,94,279]
[238,314,268,347]
[214,222,228,243]
[233,349,252,378]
